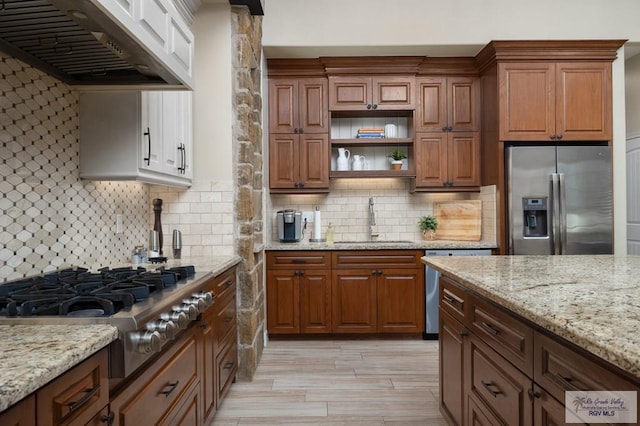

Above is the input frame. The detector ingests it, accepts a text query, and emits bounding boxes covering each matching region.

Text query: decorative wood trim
[320,56,425,75]
[417,57,479,76]
[476,40,626,73]
[267,58,327,77]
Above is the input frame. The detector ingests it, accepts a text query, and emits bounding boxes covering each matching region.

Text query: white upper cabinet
[94,0,194,88]
[80,91,193,187]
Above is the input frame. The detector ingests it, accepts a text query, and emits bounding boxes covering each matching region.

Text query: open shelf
[330,137,413,146]
[330,170,415,179]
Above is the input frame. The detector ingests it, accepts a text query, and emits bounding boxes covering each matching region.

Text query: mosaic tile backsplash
[0,53,150,282]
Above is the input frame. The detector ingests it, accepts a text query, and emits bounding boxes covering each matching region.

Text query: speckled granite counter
[0,324,118,412]
[423,255,640,380]
[268,240,496,251]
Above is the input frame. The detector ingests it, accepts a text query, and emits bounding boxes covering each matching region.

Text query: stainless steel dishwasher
[424,249,491,339]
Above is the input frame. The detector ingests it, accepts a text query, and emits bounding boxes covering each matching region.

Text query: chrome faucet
[368,197,379,240]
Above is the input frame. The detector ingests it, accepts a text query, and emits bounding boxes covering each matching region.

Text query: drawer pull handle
[292,259,307,264]
[224,280,233,287]
[458,330,469,338]
[556,373,582,391]
[481,321,500,335]
[68,384,100,413]
[224,361,235,370]
[481,380,502,397]
[443,295,457,305]
[224,316,233,323]
[160,381,180,397]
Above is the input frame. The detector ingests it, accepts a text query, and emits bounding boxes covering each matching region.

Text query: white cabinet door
[141,91,164,173]
[80,91,192,187]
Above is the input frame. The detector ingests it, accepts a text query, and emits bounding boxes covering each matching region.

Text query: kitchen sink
[334,240,415,244]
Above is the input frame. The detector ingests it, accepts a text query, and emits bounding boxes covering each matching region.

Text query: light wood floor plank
[211,339,445,425]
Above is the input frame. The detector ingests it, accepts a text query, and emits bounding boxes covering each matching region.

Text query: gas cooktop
[0,265,196,318]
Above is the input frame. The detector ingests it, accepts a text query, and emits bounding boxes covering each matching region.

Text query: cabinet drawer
[534,331,640,404]
[468,335,532,426]
[469,294,533,376]
[215,290,237,355]
[111,330,199,426]
[267,251,331,269]
[37,348,109,426]
[439,275,467,323]
[214,269,236,299]
[216,333,238,402]
[332,250,421,269]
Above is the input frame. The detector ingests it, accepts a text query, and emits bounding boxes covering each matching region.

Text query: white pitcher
[352,154,366,171]
[337,148,350,171]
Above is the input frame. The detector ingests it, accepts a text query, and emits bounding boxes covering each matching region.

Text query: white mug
[384,123,397,138]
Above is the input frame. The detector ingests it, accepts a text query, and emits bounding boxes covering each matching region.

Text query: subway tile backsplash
[0,53,150,281]
[269,179,497,244]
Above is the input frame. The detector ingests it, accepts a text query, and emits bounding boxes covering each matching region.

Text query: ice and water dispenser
[522,197,548,238]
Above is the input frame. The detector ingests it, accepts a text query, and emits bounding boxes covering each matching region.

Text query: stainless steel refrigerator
[506,145,613,255]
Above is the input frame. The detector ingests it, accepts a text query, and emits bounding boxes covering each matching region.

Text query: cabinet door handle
[458,330,469,338]
[181,143,186,173]
[481,380,502,397]
[481,321,500,335]
[366,104,372,110]
[101,412,115,425]
[67,384,101,413]
[550,134,557,140]
[143,127,151,165]
[160,380,180,397]
[294,127,299,133]
[224,361,235,370]
[372,104,378,109]
[527,388,542,400]
[299,127,304,133]
[557,134,563,140]
[224,316,233,323]
[447,126,453,132]
[442,126,448,132]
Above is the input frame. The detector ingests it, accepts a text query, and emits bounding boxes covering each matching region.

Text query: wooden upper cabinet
[499,62,612,141]
[268,133,329,191]
[414,132,480,189]
[268,78,328,134]
[329,76,415,111]
[417,77,480,132]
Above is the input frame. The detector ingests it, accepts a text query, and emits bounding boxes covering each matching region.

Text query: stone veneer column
[231,6,264,381]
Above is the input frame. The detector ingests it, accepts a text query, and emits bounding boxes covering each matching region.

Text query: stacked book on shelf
[356,127,385,138]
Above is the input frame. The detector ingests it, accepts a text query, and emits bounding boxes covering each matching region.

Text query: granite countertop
[0,255,241,414]
[0,325,118,412]
[423,255,640,380]
[267,240,497,251]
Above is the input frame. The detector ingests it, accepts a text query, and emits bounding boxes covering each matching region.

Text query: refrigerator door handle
[558,173,567,255]
[550,173,561,255]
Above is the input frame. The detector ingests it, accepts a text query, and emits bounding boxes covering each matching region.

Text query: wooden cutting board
[434,200,482,241]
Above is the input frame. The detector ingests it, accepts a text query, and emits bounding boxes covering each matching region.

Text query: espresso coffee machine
[277,209,302,242]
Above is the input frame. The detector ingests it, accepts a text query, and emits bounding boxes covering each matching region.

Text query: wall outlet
[301,211,314,223]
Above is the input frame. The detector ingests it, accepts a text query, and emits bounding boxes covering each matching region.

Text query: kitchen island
[424,255,640,425]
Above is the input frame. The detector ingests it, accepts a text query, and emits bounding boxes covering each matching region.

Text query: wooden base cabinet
[110,328,201,426]
[438,274,640,425]
[0,395,35,426]
[332,250,424,334]
[266,250,424,336]
[266,251,332,334]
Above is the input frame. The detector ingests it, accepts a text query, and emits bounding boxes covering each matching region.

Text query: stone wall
[232,6,264,380]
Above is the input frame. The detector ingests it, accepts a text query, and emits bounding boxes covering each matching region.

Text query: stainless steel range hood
[0,0,193,87]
